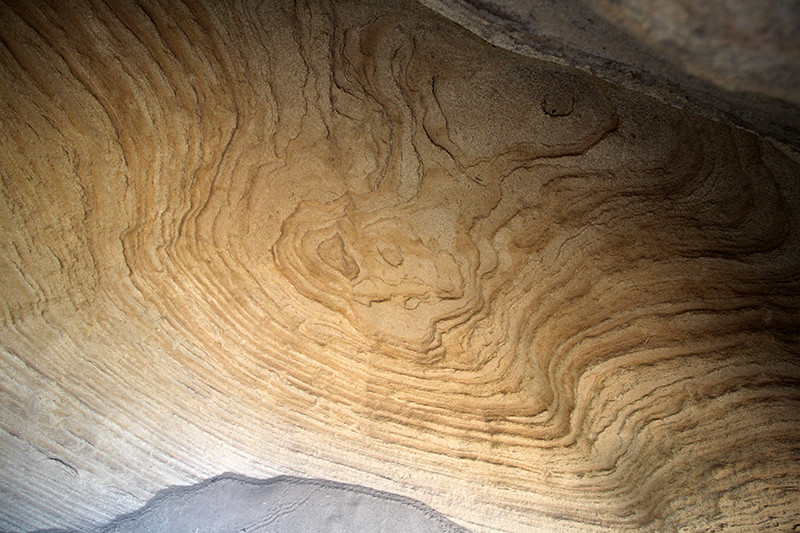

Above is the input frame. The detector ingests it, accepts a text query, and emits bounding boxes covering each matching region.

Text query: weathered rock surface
[420,0,800,149]
[93,474,472,533]
[0,0,799,532]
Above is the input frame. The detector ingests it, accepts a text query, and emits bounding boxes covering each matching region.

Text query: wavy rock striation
[1,0,799,532]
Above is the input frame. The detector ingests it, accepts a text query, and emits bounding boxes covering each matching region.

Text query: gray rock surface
[418,0,800,149]
[35,475,474,533]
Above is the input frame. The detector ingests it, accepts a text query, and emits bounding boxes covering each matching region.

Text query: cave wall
[1,0,799,532]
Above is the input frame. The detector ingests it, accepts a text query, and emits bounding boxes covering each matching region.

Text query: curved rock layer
[0,0,799,532]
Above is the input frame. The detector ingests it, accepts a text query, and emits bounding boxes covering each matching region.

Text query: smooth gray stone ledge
[32,474,475,533]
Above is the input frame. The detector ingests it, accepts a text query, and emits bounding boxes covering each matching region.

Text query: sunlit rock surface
[1,0,798,532]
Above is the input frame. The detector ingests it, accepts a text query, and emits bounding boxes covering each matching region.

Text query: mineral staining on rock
[0,0,798,532]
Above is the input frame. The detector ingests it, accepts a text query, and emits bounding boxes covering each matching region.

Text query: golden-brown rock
[0,0,798,531]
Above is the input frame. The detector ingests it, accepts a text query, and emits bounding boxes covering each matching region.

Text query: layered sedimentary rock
[0,0,799,532]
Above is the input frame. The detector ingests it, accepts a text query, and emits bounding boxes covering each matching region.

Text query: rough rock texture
[419,0,800,149]
[93,474,472,533]
[1,0,799,532]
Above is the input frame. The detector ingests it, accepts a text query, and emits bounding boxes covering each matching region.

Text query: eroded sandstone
[0,0,798,532]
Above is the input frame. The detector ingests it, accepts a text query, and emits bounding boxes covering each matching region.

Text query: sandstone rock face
[1,0,799,532]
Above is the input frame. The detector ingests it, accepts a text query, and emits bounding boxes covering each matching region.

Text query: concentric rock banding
[0,0,798,532]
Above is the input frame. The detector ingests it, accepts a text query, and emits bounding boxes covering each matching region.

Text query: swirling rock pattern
[1,0,799,532]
